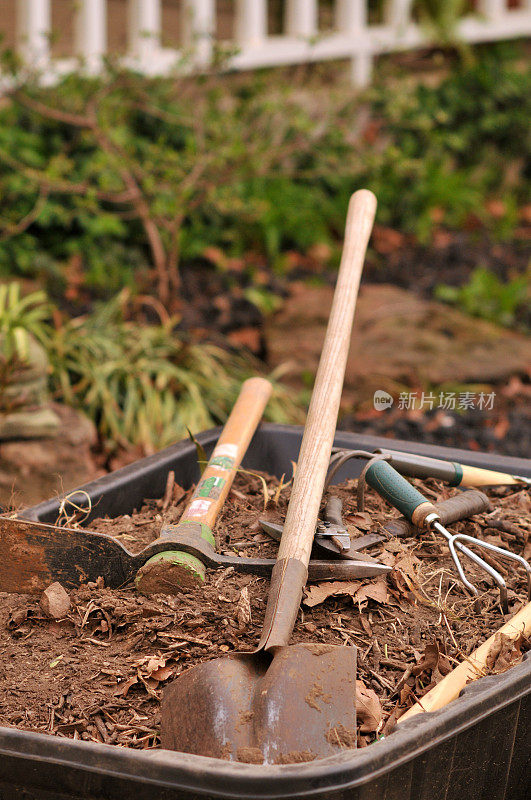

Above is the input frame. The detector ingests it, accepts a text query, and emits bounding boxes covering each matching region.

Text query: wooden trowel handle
[181,377,273,529]
[135,377,272,594]
[260,189,377,651]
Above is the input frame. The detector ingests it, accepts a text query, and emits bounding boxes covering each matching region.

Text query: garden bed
[1,427,529,800]
[1,467,529,755]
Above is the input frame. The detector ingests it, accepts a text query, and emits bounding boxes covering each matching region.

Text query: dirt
[0,470,529,760]
[366,229,530,329]
[264,282,530,459]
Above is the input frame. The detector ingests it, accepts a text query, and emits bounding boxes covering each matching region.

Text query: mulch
[1,470,529,759]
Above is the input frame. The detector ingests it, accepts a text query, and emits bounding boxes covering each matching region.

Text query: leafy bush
[0,64,354,304]
[365,46,530,239]
[0,46,528,302]
[435,267,530,329]
[0,282,49,363]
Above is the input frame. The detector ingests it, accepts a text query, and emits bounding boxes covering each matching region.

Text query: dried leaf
[303,581,361,608]
[114,676,138,697]
[134,654,167,677]
[359,615,373,636]
[150,666,174,682]
[347,512,373,531]
[485,633,525,674]
[355,679,382,733]
[412,642,440,676]
[394,552,421,579]
[303,579,391,609]
[353,580,391,607]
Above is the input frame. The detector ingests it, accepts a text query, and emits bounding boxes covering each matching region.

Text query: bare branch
[12,90,96,129]
[0,188,49,240]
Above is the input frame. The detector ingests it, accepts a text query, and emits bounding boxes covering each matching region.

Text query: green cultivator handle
[365,459,440,528]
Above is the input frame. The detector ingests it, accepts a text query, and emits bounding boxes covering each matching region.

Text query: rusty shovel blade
[161,642,357,764]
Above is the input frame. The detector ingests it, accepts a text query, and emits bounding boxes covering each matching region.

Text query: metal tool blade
[259,518,387,564]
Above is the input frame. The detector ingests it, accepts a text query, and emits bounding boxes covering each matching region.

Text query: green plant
[0,282,303,451]
[0,282,49,363]
[43,291,302,452]
[0,60,356,305]
[413,0,469,47]
[0,46,528,301]
[435,266,530,329]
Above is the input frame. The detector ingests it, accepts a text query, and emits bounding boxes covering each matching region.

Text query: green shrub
[0,65,354,303]
[0,46,528,300]
[366,47,530,239]
[435,267,530,329]
[0,283,303,452]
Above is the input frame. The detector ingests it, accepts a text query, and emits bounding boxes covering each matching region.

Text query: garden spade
[161,189,377,764]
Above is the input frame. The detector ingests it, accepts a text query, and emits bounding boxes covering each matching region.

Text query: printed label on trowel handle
[184,443,239,525]
[210,455,235,470]
[196,475,226,499]
[185,499,213,518]
[213,443,238,459]
[209,443,238,472]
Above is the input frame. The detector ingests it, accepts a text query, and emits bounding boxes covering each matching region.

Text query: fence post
[285,0,318,37]
[336,1,372,86]
[128,0,161,65]
[384,0,414,31]
[17,0,51,70]
[76,0,107,72]
[182,0,215,67]
[235,0,267,46]
[478,0,506,20]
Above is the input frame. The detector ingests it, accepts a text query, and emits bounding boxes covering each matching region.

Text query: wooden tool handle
[181,377,273,528]
[398,601,531,724]
[459,465,520,487]
[383,490,491,538]
[278,190,377,565]
[260,190,377,651]
[436,489,492,521]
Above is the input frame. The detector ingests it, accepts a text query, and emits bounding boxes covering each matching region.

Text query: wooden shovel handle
[398,601,531,724]
[181,377,272,529]
[278,190,377,566]
[260,190,377,651]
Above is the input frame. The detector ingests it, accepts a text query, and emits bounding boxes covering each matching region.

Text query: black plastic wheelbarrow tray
[1,424,529,800]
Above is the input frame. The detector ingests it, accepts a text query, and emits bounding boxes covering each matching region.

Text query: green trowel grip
[365,460,433,523]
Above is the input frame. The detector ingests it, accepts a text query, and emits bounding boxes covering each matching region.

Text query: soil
[1,470,529,761]
[365,229,530,330]
[179,229,531,461]
[264,282,530,460]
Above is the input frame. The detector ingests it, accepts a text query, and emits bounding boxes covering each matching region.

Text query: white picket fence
[10,0,531,86]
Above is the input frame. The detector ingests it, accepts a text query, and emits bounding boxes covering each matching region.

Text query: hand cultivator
[324,447,531,613]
